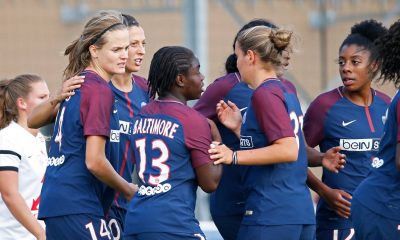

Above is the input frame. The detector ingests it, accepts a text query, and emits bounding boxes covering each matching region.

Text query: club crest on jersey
[340,138,380,151]
[371,157,384,168]
[110,129,120,142]
[240,136,254,148]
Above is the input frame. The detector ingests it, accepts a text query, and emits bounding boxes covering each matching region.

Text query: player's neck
[159,92,186,105]
[111,72,133,92]
[17,115,39,136]
[342,87,372,107]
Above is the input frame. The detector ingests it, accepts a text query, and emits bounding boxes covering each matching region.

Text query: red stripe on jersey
[365,106,375,133]
[114,141,131,205]
[125,92,134,117]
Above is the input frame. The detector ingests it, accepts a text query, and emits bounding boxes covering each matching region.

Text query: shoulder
[80,72,112,98]
[209,72,241,91]
[133,74,148,92]
[0,123,20,143]
[373,89,391,105]
[310,88,342,110]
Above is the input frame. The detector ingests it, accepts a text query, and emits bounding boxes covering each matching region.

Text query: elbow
[85,154,102,175]
[200,181,219,193]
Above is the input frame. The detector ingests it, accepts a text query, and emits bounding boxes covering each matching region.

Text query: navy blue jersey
[194,72,251,218]
[240,79,315,226]
[109,74,149,210]
[303,87,390,229]
[124,99,213,235]
[194,72,297,218]
[38,71,120,219]
[353,90,400,221]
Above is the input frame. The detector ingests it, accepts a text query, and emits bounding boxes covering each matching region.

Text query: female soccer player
[28,13,148,239]
[0,74,49,240]
[303,20,390,240]
[194,19,279,240]
[37,11,136,239]
[124,46,222,240]
[105,13,148,240]
[351,19,400,239]
[209,26,315,240]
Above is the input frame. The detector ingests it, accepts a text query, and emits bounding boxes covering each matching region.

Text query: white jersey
[0,121,47,240]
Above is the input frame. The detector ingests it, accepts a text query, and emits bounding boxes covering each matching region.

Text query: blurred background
[1,0,399,239]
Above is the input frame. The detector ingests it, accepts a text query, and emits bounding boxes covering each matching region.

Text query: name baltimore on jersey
[132,118,179,139]
[340,138,380,152]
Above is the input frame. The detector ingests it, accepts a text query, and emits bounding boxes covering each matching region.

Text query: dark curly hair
[148,46,195,99]
[376,19,400,88]
[339,19,387,79]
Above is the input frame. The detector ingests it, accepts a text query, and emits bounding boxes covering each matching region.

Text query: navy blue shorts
[352,198,400,240]
[237,224,315,240]
[106,205,126,240]
[44,214,112,240]
[125,232,206,240]
[212,214,243,240]
[316,228,355,240]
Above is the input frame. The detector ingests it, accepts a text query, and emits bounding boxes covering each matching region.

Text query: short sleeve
[183,113,213,168]
[303,97,325,147]
[0,137,21,172]
[80,78,113,137]
[252,86,294,145]
[194,73,239,121]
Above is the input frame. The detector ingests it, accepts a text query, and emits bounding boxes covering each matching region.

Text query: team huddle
[1,9,400,240]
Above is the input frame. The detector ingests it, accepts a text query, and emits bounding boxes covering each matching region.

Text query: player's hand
[124,183,139,200]
[216,100,242,132]
[208,141,233,165]
[322,146,346,173]
[320,187,352,218]
[51,75,85,105]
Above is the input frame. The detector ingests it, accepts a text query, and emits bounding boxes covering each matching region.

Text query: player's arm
[306,169,351,218]
[195,162,222,193]
[207,118,222,142]
[0,170,45,240]
[210,137,298,165]
[28,76,84,128]
[307,146,346,173]
[86,136,137,200]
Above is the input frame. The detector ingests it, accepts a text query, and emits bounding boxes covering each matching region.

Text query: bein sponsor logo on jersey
[47,155,65,167]
[133,118,179,139]
[240,136,254,149]
[137,183,172,196]
[340,138,380,151]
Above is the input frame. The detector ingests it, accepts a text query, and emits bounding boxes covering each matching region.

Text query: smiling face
[338,44,373,93]
[125,26,146,73]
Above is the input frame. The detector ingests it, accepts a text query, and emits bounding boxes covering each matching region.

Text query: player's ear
[175,74,185,88]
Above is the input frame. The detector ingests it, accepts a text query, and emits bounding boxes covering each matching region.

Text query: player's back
[124,99,212,235]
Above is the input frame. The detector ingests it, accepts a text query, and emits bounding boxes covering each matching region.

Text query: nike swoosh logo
[342,120,357,127]
[239,107,248,112]
[113,110,118,114]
